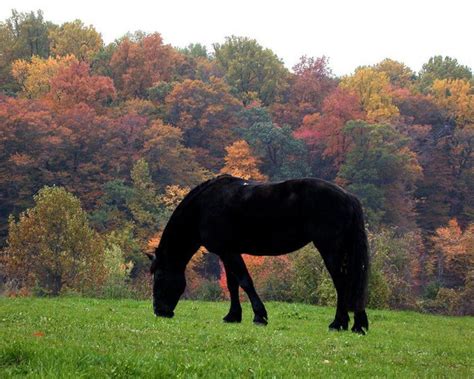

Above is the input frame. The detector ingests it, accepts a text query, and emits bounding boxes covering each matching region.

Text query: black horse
[147,175,369,334]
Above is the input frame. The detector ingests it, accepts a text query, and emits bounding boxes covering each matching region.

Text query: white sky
[1,0,473,76]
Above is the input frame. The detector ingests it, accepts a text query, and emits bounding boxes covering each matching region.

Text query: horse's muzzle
[154,303,175,318]
[154,309,174,318]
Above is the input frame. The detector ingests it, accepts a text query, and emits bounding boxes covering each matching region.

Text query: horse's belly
[201,219,311,255]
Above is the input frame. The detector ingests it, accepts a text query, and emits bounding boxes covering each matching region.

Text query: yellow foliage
[161,185,190,209]
[373,58,415,89]
[340,67,399,123]
[431,79,474,126]
[11,55,77,98]
[432,219,474,284]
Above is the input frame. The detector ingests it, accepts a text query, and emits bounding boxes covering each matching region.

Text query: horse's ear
[144,252,155,261]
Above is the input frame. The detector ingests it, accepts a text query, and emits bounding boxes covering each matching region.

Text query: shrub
[192,280,223,301]
[367,227,420,309]
[289,245,326,304]
[1,186,105,296]
[315,269,337,306]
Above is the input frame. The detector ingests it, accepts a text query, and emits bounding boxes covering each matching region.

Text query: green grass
[0,298,472,378]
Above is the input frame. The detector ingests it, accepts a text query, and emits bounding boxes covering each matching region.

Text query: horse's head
[147,252,186,318]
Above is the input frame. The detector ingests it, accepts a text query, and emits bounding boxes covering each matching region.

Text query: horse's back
[195,176,355,255]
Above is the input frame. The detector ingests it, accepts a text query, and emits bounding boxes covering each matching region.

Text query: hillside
[1,298,472,377]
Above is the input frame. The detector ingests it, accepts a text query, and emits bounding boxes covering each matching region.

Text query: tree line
[0,10,472,315]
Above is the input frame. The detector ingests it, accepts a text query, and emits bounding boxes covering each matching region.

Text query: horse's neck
[158,216,200,271]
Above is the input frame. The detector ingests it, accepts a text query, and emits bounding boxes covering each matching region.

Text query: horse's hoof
[351,325,367,335]
[328,320,348,331]
[223,313,242,323]
[253,315,268,326]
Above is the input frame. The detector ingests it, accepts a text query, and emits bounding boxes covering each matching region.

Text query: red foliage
[48,61,116,111]
[295,87,365,167]
[272,56,336,128]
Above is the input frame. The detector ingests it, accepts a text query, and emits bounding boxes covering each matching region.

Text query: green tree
[49,19,103,61]
[127,159,163,241]
[337,121,422,229]
[89,179,134,232]
[418,56,472,92]
[179,43,209,58]
[242,122,310,180]
[0,9,55,94]
[213,36,289,105]
[1,186,104,295]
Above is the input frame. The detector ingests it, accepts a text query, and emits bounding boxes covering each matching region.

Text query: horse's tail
[347,195,369,314]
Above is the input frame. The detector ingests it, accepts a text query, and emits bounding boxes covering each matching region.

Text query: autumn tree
[414,112,473,231]
[49,19,103,61]
[295,87,365,172]
[1,186,104,295]
[340,67,399,123]
[110,32,183,98]
[272,56,336,128]
[11,54,77,99]
[51,103,119,204]
[430,79,474,126]
[214,36,289,105]
[0,96,61,243]
[431,219,474,288]
[220,140,267,181]
[165,77,243,169]
[373,58,416,89]
[142,119,210,186]
[47,60,116,110]
[392,89,445,126]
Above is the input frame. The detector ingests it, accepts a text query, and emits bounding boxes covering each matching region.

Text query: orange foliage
[432,219,474,286]
[220,140,267,181]
[110,33,183,98]
[48,60,116,110]
[219,254,292,300]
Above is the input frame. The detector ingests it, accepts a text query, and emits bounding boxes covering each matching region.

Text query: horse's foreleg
[222,254,268,325]
[222,262,242,323]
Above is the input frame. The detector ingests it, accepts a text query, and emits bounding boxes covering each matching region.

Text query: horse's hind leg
[221,254,268,325]
[222,262,242,323]
[317,243,350,331]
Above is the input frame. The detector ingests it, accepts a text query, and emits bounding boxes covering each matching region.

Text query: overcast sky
[1,0,473,76]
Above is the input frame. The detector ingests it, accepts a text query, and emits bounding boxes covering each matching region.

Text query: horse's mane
[168,174,237,221]
[151,175,237,271]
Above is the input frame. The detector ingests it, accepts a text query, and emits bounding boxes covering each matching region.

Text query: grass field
[0,297,472,378]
